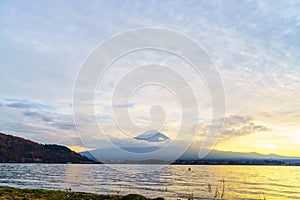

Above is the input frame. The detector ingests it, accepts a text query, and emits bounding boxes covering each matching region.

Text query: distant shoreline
[0,162,299,166]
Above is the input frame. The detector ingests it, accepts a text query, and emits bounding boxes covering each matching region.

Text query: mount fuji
[134,130,170,143]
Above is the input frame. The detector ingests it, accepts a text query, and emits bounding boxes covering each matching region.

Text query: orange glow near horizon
[214,128,300,157]
[68,145,91,153]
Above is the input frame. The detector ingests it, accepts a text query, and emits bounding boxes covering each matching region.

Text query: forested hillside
[0,132,95,163]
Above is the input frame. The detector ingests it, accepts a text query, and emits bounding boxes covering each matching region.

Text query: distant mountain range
[0,132,96,163]
[81,146,299,162]
[180,148,299,160]
[80,131,300,163]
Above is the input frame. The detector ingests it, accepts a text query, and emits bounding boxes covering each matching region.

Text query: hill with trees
[0,132,96,163]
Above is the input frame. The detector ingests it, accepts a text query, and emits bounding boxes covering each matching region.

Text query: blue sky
[0,0,299,155]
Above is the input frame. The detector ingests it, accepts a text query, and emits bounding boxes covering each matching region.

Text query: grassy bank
[0,186,164,200]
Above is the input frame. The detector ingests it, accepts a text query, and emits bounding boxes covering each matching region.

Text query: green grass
[0,186,164,200]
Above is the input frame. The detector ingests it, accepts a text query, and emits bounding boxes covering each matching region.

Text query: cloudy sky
[0,0,299,156]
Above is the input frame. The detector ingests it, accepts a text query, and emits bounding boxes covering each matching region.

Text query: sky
[0,0,299,157]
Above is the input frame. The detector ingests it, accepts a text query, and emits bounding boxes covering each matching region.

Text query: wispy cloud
[221,115,271,139]
[113,103,135,108]
[23,110,54,122]
[7,102,37,109]
[0,99,76,145]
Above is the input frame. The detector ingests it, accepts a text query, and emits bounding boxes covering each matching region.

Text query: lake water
[0,164,299,199]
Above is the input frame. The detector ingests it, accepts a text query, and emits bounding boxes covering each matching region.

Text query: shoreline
[0,186,164,200]
[0,162,299,166]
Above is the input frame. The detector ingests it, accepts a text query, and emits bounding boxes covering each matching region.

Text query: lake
[0,164,299,199]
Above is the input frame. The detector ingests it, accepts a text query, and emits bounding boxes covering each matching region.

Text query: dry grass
[0,186,164,200]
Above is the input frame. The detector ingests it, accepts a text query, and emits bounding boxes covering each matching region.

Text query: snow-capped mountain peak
[134,130,170,143]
